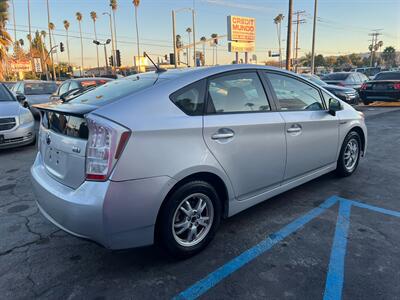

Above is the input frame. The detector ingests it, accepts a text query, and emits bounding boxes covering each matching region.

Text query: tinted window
[374,72,400,80]
[58,82,70,95]
[24,82,58,95]
[267,73,324,111]
[207,72,270,114]
[0,84,15,101]
[170,80,205,116]
[69,74,157,106]
[323,73,349,80]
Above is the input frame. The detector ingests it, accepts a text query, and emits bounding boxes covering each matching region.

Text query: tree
[132,0,140,71]
[211,33,218,65]
[325,56,337,68]
[348,53,363,67]
[63,20,71,66]
[200,36,207,65]
[335,55,351,67]
[381,46,396,67]
[48,22,60,78]
[0,0,12,80]
[90,11,100,72]
[315,54,325,67]
[76,12,83,76]
[110,0,118,58]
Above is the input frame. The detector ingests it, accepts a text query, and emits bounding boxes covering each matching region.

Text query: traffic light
[116,50,121,67]
[59,42,65,52]
[109,55,114,67]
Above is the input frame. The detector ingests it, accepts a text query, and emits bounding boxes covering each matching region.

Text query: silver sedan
[31,65,367,258]
[0,84,35,149]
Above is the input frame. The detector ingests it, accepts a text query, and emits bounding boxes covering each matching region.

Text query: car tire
[336,131,362,177]
[362,99,372,105]
[157,180,222,259]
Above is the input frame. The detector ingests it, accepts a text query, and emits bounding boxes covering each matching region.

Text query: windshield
[0,84,15,101]
[322,73,349,81]
[69,74,158,106]
[374,72,400,80]
[24,82,58,95]
[302,75,327,86]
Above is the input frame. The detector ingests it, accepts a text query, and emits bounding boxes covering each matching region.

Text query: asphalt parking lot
[1,106,400,299]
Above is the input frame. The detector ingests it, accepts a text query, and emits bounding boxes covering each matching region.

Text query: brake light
[394,83,400,90]
[85,115,131,181]
[361,83,368,90]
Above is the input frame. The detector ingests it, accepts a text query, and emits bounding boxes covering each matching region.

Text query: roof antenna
[143,51,167,73]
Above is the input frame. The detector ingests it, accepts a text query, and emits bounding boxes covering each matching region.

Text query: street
[1,106,399,299]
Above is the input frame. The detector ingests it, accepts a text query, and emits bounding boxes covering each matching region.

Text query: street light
[172,7,196,68]
[93,39,111,75]
[103,12,116,73]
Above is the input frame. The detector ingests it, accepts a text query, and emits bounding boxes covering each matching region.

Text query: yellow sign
[227,15,256,42]
[229,41,255,53]
[10,59,32,73]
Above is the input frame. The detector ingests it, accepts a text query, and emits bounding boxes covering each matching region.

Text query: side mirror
[328,98,341,116]
[22,100,29,108]
[16,94,26,102]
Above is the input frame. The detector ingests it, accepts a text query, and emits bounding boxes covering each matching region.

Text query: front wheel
[157,181,221,258]
[336,131,362,177]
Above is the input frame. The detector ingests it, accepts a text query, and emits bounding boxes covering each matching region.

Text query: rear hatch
[35,102,97,189]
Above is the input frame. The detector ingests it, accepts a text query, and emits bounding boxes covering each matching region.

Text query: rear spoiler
[32,102,98,117]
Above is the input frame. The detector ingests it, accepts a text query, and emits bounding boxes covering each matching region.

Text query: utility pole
[293,10,306,73]
[310,0,318,74]
[285,0,293,71]
[192,9,196,67]
[46,0,56,81]
[172,11,177,68]
[368,30,383,67]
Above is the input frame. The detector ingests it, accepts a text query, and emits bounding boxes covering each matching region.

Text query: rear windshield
[323,73,349,80]
[69,74,157,106]
[80,79,111,88]
[374,72,400,80]
[24,82,58,95]
[0,84,15,101]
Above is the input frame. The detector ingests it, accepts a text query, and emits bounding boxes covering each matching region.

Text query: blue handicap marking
[173,196,400,300]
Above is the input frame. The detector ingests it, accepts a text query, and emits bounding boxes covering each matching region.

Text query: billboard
[10,59,32,73]
[227,15,256,42]
[229,41,255,53]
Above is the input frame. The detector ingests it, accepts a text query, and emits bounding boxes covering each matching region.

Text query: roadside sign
[227,15,256,42]
[228,41,255,53]
[33,57,42,73]
[9,59,32,73]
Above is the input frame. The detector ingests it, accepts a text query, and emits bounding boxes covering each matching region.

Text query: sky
[7,0,400,68]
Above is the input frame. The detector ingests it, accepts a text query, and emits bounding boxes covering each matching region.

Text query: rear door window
[58,82,70,95]
[206,72,270,114]
[170,80,205,116]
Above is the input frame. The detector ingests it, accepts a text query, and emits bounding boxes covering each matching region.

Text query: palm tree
[0,0,12,79]
[186,27,192,66]
[211,33,218,65]
[110,0,118,58]
[63,20,71,67]
[48,22,60,78]
[274,14,284,68]
[76,12,84,76]
[200,36,206,66]
[90,11,100,73]
[132,0,140,71]
[40,30,49,80]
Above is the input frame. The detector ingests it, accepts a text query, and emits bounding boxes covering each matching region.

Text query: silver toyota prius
[31,65,367,257]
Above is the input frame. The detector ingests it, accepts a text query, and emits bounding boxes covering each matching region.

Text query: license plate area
[44,146,68,178]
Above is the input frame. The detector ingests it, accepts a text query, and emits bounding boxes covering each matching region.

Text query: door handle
[287,124,302,133]
[211,128,235,140]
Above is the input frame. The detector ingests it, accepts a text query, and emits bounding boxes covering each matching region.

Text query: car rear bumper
[359,90,400,101]
[0,121,35,149]
[31,153,175,249]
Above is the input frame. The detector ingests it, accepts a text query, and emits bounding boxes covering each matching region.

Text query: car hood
[324,85,355,93]
[0,101,21,117]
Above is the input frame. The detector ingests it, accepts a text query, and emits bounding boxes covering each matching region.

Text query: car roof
[71,77,113,82]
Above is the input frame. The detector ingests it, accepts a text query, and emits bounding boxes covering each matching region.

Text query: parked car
[359,71,400,105]
[322,72,368,91]
[31,65,367,258]
[10,80,58,117]
[0,83,35,149]
[355,67,382,80]
[301,74,359,105]
[49,78,113,102]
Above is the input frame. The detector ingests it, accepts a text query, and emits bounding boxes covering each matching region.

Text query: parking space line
[173,196,400,300]
[173,196,339,300]
[323,200,352,300]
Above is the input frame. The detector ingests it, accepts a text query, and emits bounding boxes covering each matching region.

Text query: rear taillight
[337,82,345,87]
[361,83,367,90]
[394,83,400,90]
[85,115,131,181]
